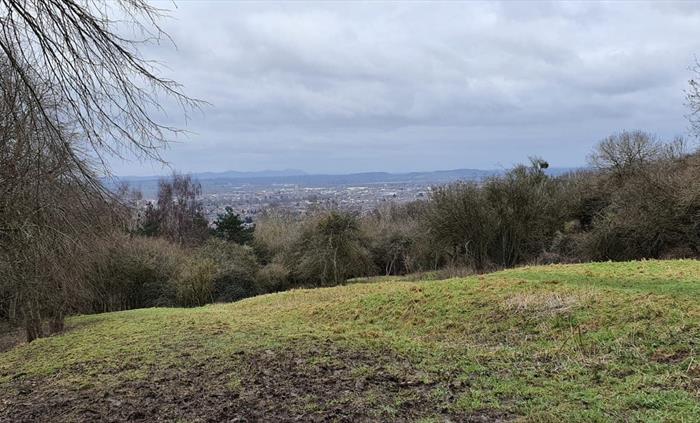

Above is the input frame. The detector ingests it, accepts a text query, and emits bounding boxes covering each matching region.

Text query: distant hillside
[110,167,579,196]
[1,260,698,421]
[117,168,308,182]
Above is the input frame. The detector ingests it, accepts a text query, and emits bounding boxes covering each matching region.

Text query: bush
[196,238,261,302]
[252,211,303,265]
[290,211,375,286]
[174,258,216,307]
[256,262,291,293]
[426,182,496,271]
[483,160,565,267]
[85,234,184,312]
[579,170,698,261]
[569,139,700,261]
[361,202,433,275]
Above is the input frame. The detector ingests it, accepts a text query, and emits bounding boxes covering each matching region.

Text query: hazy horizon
[114,164,583,180]
[111,1,700,176]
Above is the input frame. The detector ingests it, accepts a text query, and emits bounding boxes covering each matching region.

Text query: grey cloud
[114,1,700,175]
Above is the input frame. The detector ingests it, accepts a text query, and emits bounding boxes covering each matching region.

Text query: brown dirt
[650,348,690,364]
[0,341,517,422]
[0,321,79,353]
[0,326,23,353]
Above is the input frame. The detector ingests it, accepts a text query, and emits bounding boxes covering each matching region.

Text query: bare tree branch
[0,0,202,176]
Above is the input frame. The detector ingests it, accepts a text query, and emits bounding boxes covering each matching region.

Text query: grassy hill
[1,260,699,422]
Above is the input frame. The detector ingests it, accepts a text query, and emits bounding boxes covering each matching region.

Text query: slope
[1,260,699,422]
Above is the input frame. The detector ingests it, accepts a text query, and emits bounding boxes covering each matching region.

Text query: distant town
[117,167,575,223]
[197,182,431,221]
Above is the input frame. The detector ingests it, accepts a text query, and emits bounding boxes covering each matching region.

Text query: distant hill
[117,169,308,182]
[110,167,579,196]
[179,169,309,180]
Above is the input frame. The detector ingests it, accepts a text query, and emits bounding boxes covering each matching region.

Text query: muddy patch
[0,324,24,353]
[1,340,516,422]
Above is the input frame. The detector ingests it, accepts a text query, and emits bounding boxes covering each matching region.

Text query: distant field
[1,260,699,422]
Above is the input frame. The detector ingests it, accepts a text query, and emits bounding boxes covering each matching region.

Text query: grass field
[1,260,699,422]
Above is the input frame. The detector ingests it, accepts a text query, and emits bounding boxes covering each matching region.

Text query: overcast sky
[112,1,700,176]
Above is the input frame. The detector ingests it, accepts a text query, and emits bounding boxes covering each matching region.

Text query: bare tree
[0,1,197,341]
[155,173,209,246]
[589,131,689,181]
[0,59,119,341]
[0,0,200,174]
[688,60,700,140]
[588,131,661,174]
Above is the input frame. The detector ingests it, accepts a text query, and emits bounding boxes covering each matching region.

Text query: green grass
[1,260,699,421]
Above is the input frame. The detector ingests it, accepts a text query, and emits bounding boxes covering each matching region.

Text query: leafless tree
[588,131,662,177]
[589,130,689,183]
[0,1,197,341]
[155,173,209,246]
[0,0,200,175]
[0,59,119,341]
[687,59,700,140]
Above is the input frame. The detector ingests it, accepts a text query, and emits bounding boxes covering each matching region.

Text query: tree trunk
[49,314,65,334]
[25,316,43,343]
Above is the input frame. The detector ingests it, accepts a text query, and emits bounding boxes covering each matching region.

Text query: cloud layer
[113,1,700,175]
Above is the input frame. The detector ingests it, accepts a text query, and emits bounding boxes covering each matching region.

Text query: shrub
[256,262,291,293]
[85,234,184,312]
[361,202,433,275]
[483,160,565,267]
[174,258,216,307]
[196,238,261,302]
[252,210,303,265]
[572,139,700,261]
[290,211,375,286]
[426,182,496,271]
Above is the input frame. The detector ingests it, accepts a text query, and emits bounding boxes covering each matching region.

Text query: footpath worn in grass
[1,260,699,422]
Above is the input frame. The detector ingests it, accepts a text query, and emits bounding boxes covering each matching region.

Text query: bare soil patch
[1,340,516,422]
[0,323,23,353]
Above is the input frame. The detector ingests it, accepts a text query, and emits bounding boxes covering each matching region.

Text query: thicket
[557,132,700,262]
[252,132,700,283]
[3,128,699,340]
[0,0,198,343]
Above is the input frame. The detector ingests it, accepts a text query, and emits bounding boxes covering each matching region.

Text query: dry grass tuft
[503,291,584,316]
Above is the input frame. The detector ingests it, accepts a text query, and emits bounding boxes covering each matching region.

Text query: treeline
[2,129,699,340]
[18,131,700,319]
[255,130,700,282]
[0,1,200,343]
[426,132,700,267]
